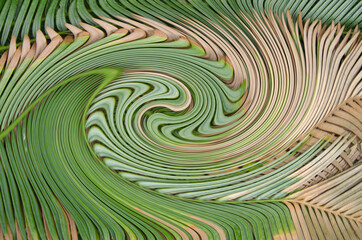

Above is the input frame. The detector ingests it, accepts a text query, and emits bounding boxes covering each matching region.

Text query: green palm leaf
[0,0,361,239]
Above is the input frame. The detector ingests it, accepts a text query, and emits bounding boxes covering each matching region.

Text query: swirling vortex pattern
[0,1,361,240]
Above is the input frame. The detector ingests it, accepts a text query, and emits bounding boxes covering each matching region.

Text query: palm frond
[0,0,361,239]
[286,163,362,239]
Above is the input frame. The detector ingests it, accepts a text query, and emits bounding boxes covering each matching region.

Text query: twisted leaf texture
[0,0,361,239]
